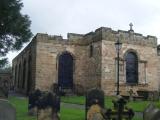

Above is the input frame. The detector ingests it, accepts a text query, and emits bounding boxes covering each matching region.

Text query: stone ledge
[115,83,149,87]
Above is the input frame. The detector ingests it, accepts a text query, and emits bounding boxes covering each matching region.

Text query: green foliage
[0,63,11,72]
[0,58,8,68]
[0,0,32,67]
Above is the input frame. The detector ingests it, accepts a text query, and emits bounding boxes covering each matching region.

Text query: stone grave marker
[0,81,9,98]
[28,89,42,116]
[37,91,60,120]
[0,99,16,120]
[143,103,160,120]
[86,88,105,120]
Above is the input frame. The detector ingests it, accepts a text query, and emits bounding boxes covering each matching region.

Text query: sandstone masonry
[12,26,160,95]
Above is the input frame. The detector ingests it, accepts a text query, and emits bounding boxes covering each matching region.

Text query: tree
[0,0,32,67]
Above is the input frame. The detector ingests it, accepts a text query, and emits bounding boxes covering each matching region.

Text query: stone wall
[12,38,37,94]
[101,30,159,95]
[34,33,101,92]
[12,26,160,95]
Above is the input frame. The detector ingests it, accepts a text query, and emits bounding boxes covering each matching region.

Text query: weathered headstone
[0,99,16,120]
[0,81,9,98]
[86,88,105,120]
[37,92,60,120]
[143,103,160,120]
[87,101,105,120]
[28,89,42,116]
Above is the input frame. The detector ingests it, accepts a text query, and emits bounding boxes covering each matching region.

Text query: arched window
[125,52,138,84]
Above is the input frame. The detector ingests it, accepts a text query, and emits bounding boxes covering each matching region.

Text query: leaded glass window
[126,52,138,84]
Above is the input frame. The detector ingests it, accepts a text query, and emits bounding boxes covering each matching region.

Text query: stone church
[12,25,160,95]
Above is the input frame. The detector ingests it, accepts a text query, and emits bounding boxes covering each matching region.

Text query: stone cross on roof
[129,23,133,31]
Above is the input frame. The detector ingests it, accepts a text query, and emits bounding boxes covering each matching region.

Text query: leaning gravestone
[143,103,160,120]
[86,88,105,120]
[0,99,16,120]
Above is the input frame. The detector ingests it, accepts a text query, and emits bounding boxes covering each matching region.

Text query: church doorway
[58,52,73,89]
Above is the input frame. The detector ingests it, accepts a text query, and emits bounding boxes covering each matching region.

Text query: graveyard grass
[8,96,160,120]
[9,96,85,120]
[62,96,160,112]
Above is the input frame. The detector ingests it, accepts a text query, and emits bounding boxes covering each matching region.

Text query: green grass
[61,108,85,120]
[9,96,36,120]
[8,96,85,120]
[127,101,151,112]
[61,95,160,112]
[61,96,85,105]
[8,96,158,120]
[133,116,142,120]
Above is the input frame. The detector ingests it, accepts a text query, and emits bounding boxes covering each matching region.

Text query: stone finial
[129,23,133,31]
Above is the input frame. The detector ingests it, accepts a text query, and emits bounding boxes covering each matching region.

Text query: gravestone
[0,99,16,120]
[28,89,42,116]
[143,103,160,120]
[0,81,9,98]
[37,92,60,120]
[86,88,105,120]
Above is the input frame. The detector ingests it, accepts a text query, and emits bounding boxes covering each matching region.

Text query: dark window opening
[126,52,138,84]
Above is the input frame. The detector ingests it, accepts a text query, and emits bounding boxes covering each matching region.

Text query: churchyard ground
[9,96,160,120]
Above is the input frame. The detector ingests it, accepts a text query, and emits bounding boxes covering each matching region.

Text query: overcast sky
[7,0,160,63]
